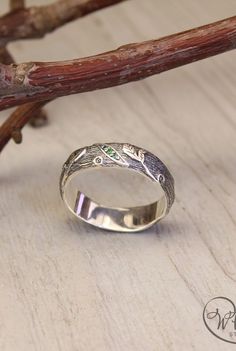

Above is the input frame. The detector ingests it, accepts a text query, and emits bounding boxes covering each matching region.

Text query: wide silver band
[60,143,175,232]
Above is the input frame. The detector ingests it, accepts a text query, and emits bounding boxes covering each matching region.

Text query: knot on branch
[13,62,35,85]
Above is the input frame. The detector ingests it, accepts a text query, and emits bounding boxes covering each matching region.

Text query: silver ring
[60,143,175,232]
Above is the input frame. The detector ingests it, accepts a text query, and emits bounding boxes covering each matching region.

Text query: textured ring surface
[60,143,175,232]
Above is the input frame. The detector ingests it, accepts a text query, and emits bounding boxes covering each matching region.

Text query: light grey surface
[0,0,236,350]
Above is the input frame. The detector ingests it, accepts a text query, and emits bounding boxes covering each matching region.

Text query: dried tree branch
[0,16,236,110]
[0,16,235,152]
[0,0,127,46]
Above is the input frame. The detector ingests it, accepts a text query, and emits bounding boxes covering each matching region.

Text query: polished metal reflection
[60,143,175,232]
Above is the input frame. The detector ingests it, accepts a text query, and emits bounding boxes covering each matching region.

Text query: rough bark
[0,16,235,112]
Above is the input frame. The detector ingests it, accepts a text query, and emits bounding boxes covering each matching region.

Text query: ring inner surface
[63,167,167,232]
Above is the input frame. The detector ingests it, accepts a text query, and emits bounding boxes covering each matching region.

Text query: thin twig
[0,101,49,152]
[0,0,127,46]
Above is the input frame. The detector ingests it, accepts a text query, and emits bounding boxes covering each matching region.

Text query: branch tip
[11,128,22,144]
